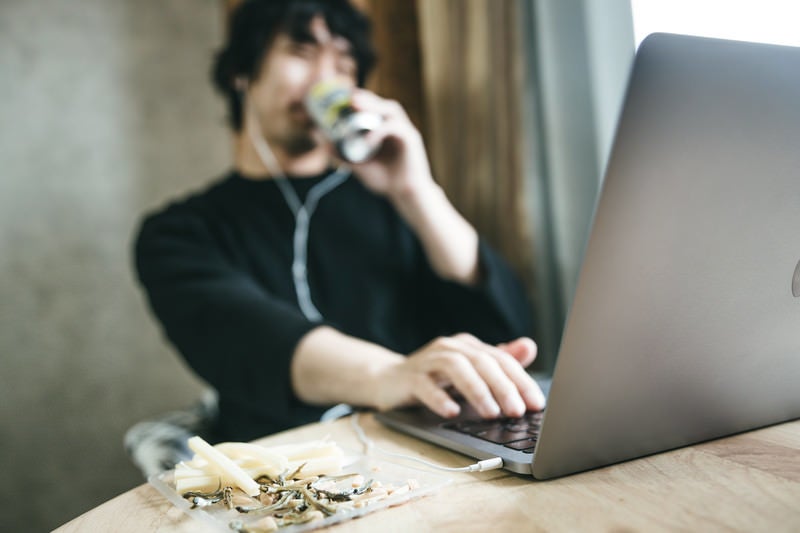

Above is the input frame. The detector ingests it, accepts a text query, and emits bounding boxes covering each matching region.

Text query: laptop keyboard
[442,410,544,453]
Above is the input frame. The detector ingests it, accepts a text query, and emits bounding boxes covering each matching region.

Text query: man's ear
[234,76,249,92]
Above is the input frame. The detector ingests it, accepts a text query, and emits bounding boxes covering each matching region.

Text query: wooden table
[56,414,800,532]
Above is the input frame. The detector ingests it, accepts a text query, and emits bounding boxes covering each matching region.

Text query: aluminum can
[305,80,382,163]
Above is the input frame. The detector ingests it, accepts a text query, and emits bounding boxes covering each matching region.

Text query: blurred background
[2,0,796,530]
[1,1,226,531]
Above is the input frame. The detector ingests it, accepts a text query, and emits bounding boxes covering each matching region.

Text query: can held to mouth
[305,80,382,164]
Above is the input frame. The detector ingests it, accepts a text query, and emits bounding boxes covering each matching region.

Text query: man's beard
[269,107,320,155]
[282,131,319,156]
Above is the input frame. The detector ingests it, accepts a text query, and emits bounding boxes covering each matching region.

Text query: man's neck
[233,133,332,179]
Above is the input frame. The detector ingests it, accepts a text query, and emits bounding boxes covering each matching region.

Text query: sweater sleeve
[420,239,534,345]
[133,207,319,417]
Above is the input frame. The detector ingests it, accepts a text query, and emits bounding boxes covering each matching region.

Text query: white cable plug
[350,412,504,473]
[465,457,504,472]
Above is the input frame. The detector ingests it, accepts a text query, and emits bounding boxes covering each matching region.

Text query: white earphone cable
[244,95,350,322]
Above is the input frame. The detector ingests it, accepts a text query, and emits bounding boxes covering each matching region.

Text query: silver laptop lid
[533,33,800,480]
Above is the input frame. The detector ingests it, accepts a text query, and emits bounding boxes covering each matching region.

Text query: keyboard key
[524,413,544,423]
[475,428,532,444]
[505,437,538,450]
[443,420,498,433]
[504,422,540,433]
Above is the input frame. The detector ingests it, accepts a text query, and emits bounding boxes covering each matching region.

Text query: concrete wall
[0,1,229,530]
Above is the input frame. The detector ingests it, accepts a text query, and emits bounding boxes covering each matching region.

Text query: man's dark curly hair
[212,0,377,132]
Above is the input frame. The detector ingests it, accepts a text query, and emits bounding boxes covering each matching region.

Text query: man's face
[247,16,358,155]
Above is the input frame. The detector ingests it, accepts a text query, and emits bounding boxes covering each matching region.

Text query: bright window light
[631,0,800,49]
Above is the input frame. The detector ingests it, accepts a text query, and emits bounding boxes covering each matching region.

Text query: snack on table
[173,436,419,532]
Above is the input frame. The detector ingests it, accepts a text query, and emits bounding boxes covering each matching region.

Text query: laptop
[376,33,800,480]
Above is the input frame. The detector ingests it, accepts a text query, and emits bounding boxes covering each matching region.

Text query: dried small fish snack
[150,435,448,532]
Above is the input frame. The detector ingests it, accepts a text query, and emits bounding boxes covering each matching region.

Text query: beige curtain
[351,0,426,132]
[417,0,533,288]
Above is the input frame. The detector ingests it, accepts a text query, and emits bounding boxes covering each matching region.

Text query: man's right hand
[372,333,546,419]
[292,327,545,420]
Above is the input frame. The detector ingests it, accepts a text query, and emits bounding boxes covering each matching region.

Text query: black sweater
[134,169,532,442]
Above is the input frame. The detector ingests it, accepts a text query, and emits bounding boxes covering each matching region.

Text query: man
[135,0,545,443]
